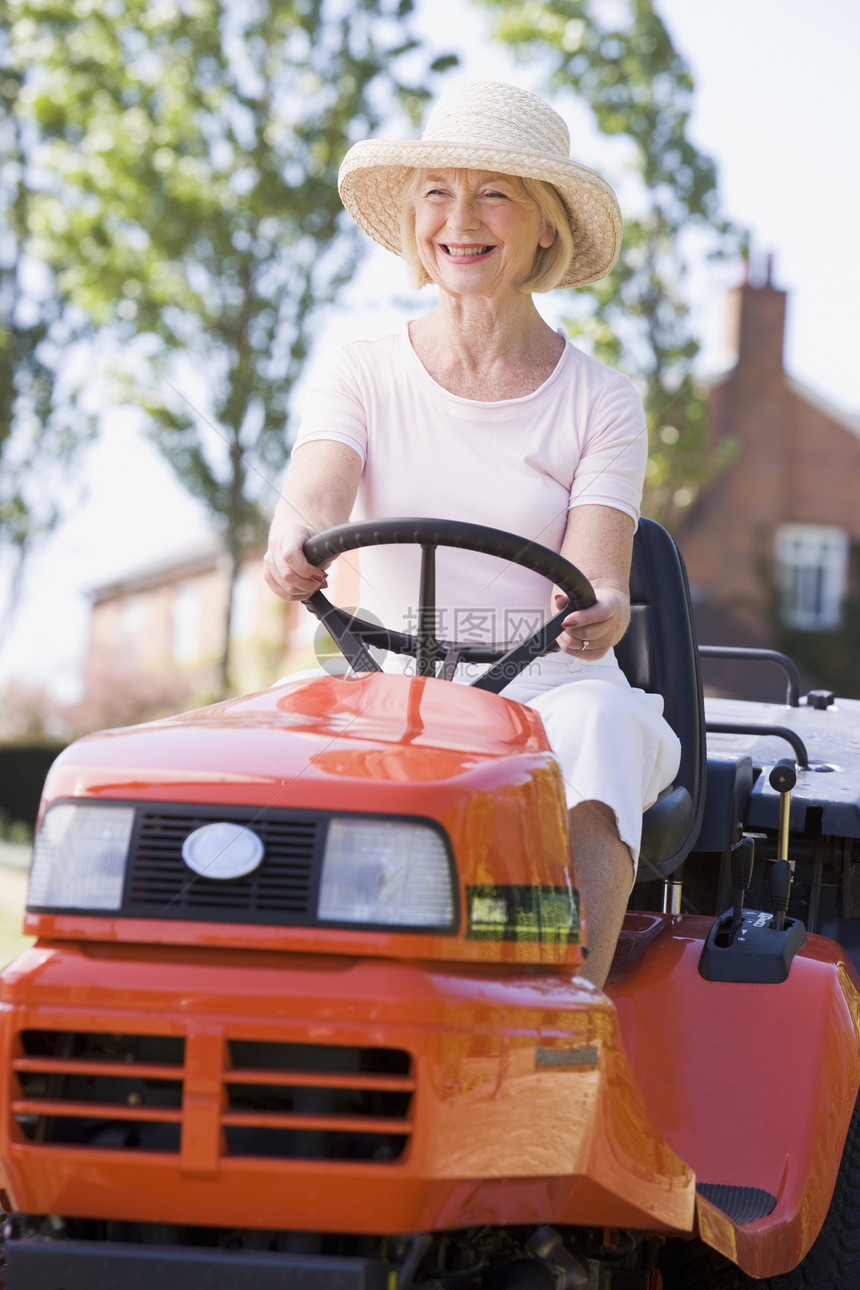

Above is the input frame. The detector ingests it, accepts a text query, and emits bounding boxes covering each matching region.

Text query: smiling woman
[263,81,681,987]
[338,80,621,287]
[399,169,571,294]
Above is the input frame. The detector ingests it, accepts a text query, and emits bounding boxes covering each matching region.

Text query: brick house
[675,264,860,699]
[82,543,318,719]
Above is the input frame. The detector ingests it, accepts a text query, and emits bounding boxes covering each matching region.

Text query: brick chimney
[724,254,787,374]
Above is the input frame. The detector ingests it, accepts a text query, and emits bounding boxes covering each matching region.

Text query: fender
[608,911,860,1279]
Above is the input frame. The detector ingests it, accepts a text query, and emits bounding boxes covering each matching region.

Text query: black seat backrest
[615,518,706,879]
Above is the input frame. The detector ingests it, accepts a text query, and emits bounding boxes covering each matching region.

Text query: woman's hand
[556,504,634,659]
[554,584,630,660]
[263,442,362,602]
[263,523,330,602]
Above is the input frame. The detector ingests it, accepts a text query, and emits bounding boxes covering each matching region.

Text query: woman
[264,81,680,988]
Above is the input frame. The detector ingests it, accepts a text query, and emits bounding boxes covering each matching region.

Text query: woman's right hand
[263,441,362,602]
[263,523,329,602]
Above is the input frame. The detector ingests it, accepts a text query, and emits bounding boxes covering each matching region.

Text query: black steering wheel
[303,518,595,696]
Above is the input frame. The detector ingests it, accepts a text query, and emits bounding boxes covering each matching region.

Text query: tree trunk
[218,542,241,699]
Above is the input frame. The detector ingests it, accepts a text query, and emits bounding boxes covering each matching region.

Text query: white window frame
[231,564,259,643]
[172,581,200,663]
[775,523,849,631]
[121,595,144,637]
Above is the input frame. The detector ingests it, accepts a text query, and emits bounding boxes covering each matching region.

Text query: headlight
[317,818,455,928]
[28,803,135,912]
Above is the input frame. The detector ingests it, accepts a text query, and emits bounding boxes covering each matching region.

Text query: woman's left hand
[554,585,630,660]
[555,504,634,660]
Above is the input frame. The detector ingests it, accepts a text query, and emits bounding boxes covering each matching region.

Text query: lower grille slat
[221,1112,412,1134]
[13,1099,183,1124]
[225,1070,416,1093]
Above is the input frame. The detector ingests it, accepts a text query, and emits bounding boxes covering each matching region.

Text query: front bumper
[3,1220,391,1290]
[0,942,693,1236]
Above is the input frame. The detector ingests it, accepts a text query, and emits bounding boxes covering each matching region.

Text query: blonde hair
[399,171,575,294]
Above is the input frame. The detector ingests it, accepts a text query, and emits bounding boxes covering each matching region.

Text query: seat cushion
[639,786,694,878]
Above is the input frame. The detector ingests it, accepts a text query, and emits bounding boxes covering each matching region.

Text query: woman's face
[411,169,555,300]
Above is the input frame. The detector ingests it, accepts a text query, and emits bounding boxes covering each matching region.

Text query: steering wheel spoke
[418,542,438,679]
[302,519,595,691]
[471,601,572,694]
[304,592,383,674]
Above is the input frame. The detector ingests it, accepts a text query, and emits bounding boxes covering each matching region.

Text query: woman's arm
[263,441,362,602]
[555,504,634,659]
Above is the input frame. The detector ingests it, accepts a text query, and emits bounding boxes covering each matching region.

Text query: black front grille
[223,1040,414,1162]
[12,1029,185,1152]
[123,805,325,923]
[11,1030,414,1163]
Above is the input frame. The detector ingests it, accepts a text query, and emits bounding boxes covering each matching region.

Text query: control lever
[769,758,797,931]
[770,860,792,932]
[700,758,807,983]
[730,836,756,937]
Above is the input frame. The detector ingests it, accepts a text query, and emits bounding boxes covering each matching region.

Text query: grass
[0,864,34,968]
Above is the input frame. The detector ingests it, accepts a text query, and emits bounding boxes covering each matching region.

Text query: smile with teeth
[440,244,494,258]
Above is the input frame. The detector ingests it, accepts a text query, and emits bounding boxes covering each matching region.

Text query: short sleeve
[568,373,648,522]
[292,342,368,467]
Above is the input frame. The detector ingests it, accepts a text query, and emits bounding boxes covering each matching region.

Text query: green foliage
[478,0,745,526]
[0,32,95,614]
[8,0,454,691]
[0,810,33,846]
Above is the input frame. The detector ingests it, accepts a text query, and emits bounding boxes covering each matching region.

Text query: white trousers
[493,650,681,873]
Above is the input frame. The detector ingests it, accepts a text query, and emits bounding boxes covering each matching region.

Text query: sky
[2,0,859,701]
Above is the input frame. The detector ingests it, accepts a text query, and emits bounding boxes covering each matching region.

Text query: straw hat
[338,81,622,289]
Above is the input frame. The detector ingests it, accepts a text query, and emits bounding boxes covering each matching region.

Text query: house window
[775,524,849,630]
[231,564,259,642]
[121,595,145,656]
[172,582,200,662]
[121,595,144,634]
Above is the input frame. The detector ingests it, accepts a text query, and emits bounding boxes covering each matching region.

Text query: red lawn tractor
[1,518,859,1289]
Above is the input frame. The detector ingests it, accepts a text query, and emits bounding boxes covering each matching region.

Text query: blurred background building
[83,544,316,718]
[681,271,860,700]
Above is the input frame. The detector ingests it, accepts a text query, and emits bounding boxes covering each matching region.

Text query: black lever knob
[769,758,797,794]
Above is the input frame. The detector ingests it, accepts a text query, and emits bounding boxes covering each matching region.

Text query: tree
[0,30,95,619]
[9,0,456,693]
[477,0,743,527]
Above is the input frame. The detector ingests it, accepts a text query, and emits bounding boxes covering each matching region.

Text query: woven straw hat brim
[338,138,622,288]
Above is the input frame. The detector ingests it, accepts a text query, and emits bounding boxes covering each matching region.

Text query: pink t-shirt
[294,326,647,646]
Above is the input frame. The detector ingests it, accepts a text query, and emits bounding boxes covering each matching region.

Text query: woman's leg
[569,800,634,988]
[502,664,679,988]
